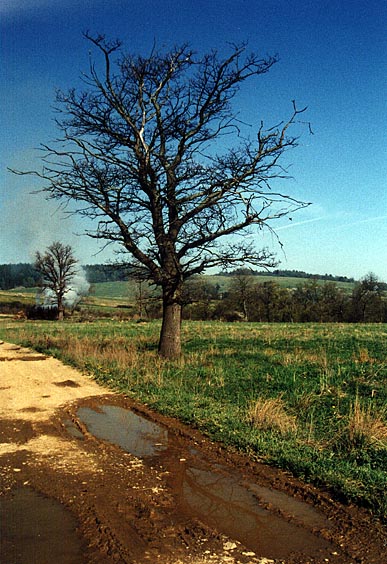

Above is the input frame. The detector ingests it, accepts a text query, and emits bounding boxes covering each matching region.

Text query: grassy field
[90,281,139,300]
[0,318,386,519]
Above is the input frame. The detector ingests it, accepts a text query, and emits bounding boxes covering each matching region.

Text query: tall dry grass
[247,397,297,435]
[344,398,387,451]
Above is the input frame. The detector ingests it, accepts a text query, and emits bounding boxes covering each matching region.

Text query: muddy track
[0,342,386,563]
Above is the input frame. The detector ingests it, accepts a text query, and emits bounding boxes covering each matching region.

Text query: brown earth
[0,340,386,564]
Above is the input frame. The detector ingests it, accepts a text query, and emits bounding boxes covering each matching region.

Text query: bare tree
[19,35,310,357]
[35,241,78,320]
[351,273,385,322]
[228,272,255,321]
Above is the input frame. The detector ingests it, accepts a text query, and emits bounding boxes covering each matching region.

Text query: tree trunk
[158,299,182,359]
[57,296,65,321]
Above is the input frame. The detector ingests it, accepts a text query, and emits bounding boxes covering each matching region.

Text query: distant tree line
[0,263,40,290]
[82,264,131,283]
[182,273,387,323]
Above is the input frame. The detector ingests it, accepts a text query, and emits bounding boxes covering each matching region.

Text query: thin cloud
[276,214,387,233]
[276,216,326,231]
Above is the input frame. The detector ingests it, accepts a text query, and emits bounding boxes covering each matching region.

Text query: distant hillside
[0,262,372,291]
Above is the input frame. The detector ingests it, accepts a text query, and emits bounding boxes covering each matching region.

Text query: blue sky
[1,0,386,280]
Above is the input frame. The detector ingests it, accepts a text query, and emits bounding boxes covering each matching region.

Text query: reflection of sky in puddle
[181,465,269,544]
[77,406,168,457]
[179,465,328,557]
[76,404,332,559]
[246,483,325,528]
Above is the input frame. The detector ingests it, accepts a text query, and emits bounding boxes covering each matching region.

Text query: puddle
[78,405,168,457]
[0,488,87,563]
[77,405,333,559]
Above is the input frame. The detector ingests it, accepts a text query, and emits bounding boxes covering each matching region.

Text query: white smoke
[64,271,90,309]
[36,269,90,309]
[37,288,57,308]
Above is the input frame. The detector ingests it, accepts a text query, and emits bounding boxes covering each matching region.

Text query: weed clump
[247,397,297,435]
[334,398,387,453]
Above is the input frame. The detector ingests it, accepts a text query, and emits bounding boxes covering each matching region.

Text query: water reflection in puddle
[78,405,168,457]
[178,464,330,557]
[77,404,332,559]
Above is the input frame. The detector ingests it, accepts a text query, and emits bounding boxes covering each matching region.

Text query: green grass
[0,319,386,519]
[209,274,355,292]
[90,281,137,300]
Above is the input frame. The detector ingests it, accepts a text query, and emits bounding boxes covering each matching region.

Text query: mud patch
[77,404,335,561]
[1,342,386,564]
[0,487,87,563]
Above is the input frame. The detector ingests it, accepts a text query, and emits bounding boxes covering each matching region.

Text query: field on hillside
[0,274,357,325]
[0,318,386,520]
[0,289,36,312]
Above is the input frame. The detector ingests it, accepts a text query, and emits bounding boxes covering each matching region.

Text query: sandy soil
[0,340,386,563]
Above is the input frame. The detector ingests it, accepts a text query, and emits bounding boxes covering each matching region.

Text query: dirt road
[0,341,386,563]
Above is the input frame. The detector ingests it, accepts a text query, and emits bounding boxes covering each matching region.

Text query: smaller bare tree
[35,241,79,320]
